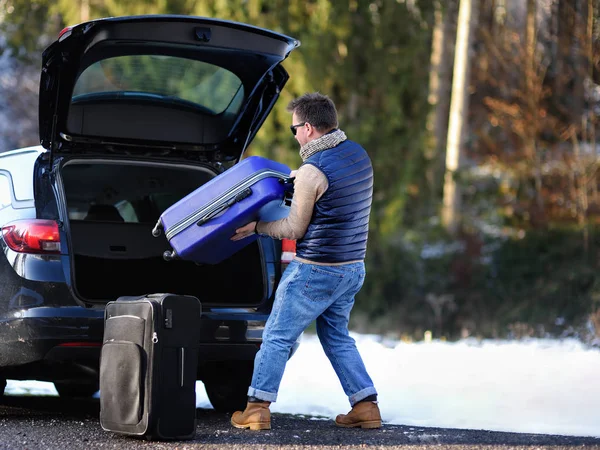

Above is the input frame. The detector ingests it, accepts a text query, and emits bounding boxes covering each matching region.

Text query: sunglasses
[289,122,306,136]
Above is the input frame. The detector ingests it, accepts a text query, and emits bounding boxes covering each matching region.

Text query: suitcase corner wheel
[152,220,163,237]
[163,250,178,261]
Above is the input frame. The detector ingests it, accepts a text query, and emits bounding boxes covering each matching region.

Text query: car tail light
[58,26,73,41]
[281,238,296,271]
[1,219,61,254]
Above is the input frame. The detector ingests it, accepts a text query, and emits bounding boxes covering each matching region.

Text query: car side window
[149,193,184,215]
[115,200,138,223]
[0,174,12,210]
[68,200,141,223]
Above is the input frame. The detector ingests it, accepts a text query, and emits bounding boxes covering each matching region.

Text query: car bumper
[0,306,297,371]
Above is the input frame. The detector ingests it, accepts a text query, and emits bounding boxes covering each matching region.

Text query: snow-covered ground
[6,333,600,438]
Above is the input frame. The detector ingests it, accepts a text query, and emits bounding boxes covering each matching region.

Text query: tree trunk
[572,134,590,252]
[525,0,544,212]
[588,0,597,205]
[81,0,90,22]
[579,0,594,251]
[555,0,575,94]
[442,0,476,233]
[426,0,456,208]
[573,0,586,123]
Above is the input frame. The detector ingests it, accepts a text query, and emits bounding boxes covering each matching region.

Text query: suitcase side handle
[196,187,253,226]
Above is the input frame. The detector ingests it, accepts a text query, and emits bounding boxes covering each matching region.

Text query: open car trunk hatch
[39,15,299,163]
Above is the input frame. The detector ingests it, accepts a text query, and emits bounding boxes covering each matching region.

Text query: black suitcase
[99,293,202,440]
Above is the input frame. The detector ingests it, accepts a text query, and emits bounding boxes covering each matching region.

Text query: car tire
[204,380,249,413]
[54,382,99,398]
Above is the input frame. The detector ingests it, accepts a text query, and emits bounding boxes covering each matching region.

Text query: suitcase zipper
[163,169,290,241]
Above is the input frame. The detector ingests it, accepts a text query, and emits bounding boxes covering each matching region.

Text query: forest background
[2,0,600,344]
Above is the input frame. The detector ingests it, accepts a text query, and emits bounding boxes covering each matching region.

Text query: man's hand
[231,221,257,241]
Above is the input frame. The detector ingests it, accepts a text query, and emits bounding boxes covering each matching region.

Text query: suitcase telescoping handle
[196,187,253,227]
[279,176,295,207]
[279,176,295,185]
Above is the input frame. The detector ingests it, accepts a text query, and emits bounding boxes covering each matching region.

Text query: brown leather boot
[335,401,382,429]
[231,401,271,430]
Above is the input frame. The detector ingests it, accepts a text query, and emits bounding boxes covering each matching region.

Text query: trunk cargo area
[61,160,265,306]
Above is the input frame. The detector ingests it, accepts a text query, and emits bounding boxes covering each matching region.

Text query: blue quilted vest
[295,139,373,263]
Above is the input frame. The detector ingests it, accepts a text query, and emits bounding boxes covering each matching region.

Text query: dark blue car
[0,15,299,412]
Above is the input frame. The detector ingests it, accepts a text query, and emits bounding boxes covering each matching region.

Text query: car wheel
[54,382,99,398]
[204,380,249,413]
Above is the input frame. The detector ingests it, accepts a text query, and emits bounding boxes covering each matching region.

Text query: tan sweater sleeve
[256,164,328,240]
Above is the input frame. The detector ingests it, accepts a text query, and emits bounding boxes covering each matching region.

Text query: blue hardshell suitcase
[152,156,293,265]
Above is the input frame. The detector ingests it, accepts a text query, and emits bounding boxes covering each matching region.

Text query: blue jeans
[248,260,377,406]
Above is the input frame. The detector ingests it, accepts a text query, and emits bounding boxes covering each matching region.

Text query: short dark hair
[287,92,338,132]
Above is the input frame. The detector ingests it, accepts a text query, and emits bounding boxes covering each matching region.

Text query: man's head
[287,92,338,146]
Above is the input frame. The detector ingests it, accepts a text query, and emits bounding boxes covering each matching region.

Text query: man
[230,92,380,430]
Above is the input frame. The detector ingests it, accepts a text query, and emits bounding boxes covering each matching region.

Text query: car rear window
[72,55,245,115]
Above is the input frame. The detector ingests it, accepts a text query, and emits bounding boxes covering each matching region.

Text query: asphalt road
[0,395,598,450]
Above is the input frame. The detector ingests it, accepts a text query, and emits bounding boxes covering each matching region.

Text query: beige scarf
[300,129,347,162]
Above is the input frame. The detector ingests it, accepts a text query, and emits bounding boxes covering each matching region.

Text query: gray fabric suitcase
[99,293,202,440]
